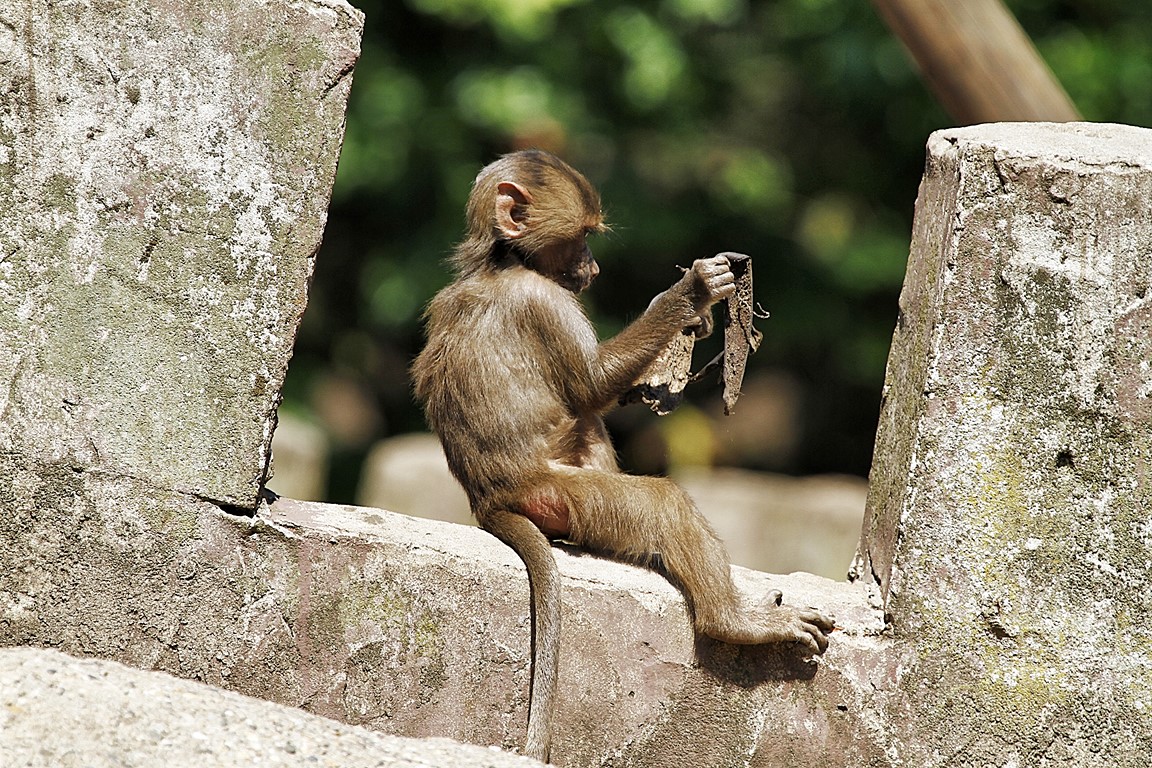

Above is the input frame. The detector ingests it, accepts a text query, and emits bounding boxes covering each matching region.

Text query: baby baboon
[412,149,833,762]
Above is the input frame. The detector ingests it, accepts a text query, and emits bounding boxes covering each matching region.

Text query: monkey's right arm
[581,256,735,411]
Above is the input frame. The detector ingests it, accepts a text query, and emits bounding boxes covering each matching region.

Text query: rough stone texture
[0,0,363,508]
[0,461,890,767]
[0,646,544,768]
[3,50,1150,764]
[854,122,1152,764]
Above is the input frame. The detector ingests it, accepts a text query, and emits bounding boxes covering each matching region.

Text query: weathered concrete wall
[1,1,895,765]
[1,646,545,767]
[3,17,1150,761]
[855,122,1152,764]
[0,462,891,766]
[0,0,362,508]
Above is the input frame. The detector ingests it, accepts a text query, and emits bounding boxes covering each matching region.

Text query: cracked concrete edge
[0,645,544,768]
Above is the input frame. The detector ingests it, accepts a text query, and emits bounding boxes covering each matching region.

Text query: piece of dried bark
[619,328,696,416]
[621,252,764,416]
[719,253,763,415]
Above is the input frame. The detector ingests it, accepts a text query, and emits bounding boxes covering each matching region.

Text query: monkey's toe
[792,623,830,655]
[798,608,836,633]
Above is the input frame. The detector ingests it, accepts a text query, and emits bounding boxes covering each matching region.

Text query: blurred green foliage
[284,0,1152,502]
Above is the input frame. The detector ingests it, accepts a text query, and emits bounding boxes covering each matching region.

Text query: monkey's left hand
[682,255,737,312]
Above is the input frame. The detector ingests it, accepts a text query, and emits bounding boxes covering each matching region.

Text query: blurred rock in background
[357,432,474,527]
[269,413,331,502]
[355,433,865,580]
[676,467,864,580]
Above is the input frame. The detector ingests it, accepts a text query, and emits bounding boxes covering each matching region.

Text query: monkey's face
[487,160,607,293]
[528,235,599,293]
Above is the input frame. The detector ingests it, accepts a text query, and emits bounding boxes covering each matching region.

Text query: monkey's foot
[702,602,836,655]
[771,605,835,656]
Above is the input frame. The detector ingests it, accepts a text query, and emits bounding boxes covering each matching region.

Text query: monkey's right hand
[683,255,736,312]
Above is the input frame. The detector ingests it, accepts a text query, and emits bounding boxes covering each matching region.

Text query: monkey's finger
[710,282,738,302]
[690,313,714,338]
[796,620,832,653]
[708,285,735,300]
[701,272,735,292]
[703,257,734,273]
[808,626,830,654]
[694,260,734,281]
[697,254,731,269]
[708,269,736,286]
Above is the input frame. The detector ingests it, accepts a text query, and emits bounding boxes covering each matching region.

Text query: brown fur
[411,150,833,762]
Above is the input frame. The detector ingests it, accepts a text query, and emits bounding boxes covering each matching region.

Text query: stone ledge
[0,455,890,767]
[0,646,543,768]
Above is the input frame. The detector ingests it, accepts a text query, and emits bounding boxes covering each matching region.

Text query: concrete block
[0,646,544,767]
[856,122,1152,764]
[0,451,889,767]
[0,0,363,508]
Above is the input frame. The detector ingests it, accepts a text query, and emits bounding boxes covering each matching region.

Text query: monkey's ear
[495,181,532,239]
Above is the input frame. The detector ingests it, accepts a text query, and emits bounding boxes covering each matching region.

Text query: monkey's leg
[556,470,833,654]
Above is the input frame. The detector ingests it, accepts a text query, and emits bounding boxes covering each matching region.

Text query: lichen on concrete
[0,0,363,508]
[857,123,1152,765]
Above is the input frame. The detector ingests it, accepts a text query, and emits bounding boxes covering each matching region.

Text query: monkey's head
[454,149,608,293]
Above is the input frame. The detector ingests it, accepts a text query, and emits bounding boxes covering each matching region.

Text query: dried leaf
[619,329,695,415]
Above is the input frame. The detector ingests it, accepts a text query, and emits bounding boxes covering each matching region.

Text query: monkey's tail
[484,508,561,764]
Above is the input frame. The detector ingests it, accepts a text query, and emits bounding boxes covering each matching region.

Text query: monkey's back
[412,268,599,504]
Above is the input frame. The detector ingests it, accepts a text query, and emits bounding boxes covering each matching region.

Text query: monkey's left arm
[582,256,735,412]
[623,253,763,416]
